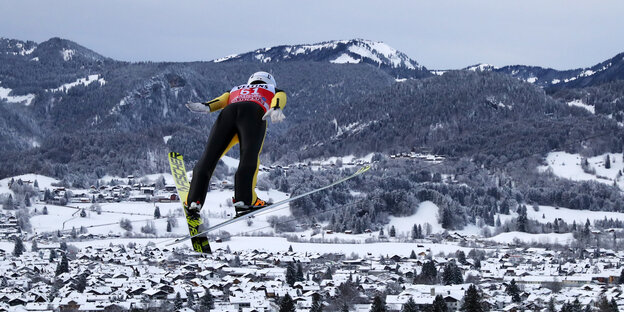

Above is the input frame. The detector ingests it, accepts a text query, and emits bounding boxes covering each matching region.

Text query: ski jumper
[186,83,287,207]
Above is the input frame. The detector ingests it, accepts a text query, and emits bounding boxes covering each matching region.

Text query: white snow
[254,54,271,63]
[348,44,383,65]
[213,54,240,63]
[220,155,240,169]
[566,99,595,114]
[0,82,35,106]
[387,201,443,236]
[488,231,575,245]
[330,53,361,64]
[466,64,497,72]
[526,77,538,83]
[47,74,106,93]
[579,70,596,77]
[432,70,446,76]
[62,48,75,61]
[367,41,416,69]
[0,174,60,196]
[538,151,623,190]
[395,78,407,83]
[206,236,470,257]
[529,205,624,225]
[306,153,375,167]
[552,79,561,84]
[163,136,172,144]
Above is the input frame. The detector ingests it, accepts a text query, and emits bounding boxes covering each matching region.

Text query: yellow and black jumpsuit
[186,83,287,208]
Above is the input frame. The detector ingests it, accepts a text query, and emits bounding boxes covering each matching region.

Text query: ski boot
[233,198,272,218]
[184,201,202,219]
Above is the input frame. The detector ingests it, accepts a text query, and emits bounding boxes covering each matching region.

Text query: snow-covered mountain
[213,39,432,79]
[464,52,624,89]
[0,37,108,63]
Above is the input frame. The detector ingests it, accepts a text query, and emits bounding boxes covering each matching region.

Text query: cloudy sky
[1,0,623,70]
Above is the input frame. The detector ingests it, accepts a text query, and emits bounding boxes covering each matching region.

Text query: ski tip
[168,151,183,158]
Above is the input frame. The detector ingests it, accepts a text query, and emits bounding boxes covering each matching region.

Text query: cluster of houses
[41,177,236,206]
[389,152,446,163]
[1,240,624,312]
[0,213,19,240]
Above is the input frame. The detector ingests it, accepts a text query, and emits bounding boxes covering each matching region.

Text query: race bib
[228,84,276,111]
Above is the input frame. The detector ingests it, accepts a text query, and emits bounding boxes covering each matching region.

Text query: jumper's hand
[185,102,210,113]
[262,108,286,123]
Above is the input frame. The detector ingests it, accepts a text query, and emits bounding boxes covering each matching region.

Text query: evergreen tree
[516,205,527,232]
[606,155,611,169]
[431,295,448,312]
[401,297,418,312]
[460,284,484,312]
[186,288,195,307]
[31,240,39,252]
[547,297,556,312]
[49,249,57,262]
[442,261,463,285]
[174,292,183,310]
[456,250,467,264]
[619,269,624,284]
[609,298,618,312]
[597,296,612,312]
[80,209,87,218]
[296,262,305,281]
[154,206,161,218]
[74,273,87,292]
[42,206,48,215]
[412,224,418,240]
[55,254,69,276]
[166,220,172,232]
[5,194,15,210]
[310,293,323,312]
[12,237,25,257]
[200,290,214,311]
[279,293,296,312]
[420,260,438,284]
[286,262,297,286]
[370,294,387,312]
[505,279,521,302]
[389,225,396,238]
[569,298,583,312]
[323,266,333,280]
[409,250,417,259]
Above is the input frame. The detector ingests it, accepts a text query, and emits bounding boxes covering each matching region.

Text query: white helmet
[248,71,276,87]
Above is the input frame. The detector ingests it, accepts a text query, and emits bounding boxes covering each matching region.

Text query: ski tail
[168,152,211,253]
[166,164,371,247]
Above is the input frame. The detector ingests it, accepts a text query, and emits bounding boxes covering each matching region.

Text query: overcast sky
[1,0,623,70]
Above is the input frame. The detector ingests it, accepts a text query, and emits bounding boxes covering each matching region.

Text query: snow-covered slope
[213,39,431,78]
[538,151,624,190]
[47,74,106,93]
[0,82,35,106]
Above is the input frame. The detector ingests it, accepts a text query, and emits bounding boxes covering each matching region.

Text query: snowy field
[23,186,291,238]
[488,231,575,245]
[539,151,624,190]
[0,236,470,258]
[386,201,444,236]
